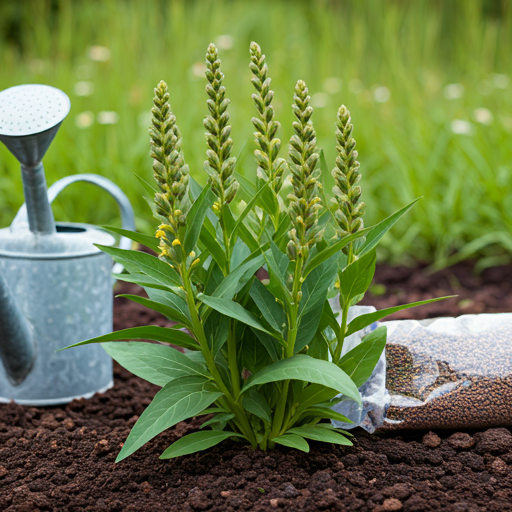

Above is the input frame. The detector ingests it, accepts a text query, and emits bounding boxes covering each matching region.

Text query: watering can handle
[12,174,136,275]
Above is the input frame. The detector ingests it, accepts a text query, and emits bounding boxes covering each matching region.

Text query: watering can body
[0,223,115,405]
[0,84,136,405]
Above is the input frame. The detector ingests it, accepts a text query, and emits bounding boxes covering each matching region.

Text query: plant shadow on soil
[1,262,512,511]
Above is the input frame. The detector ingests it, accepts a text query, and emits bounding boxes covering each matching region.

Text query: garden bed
[1,262,512,512]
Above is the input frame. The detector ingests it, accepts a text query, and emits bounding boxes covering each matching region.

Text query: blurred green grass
[0,0,511,268]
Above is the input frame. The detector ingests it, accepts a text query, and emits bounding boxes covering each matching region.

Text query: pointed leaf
[60,326,198,352]
[97,245,181,287]
[250,279,287,333]
[272,434,310,452]
[242,355,361,403]
[117,376,223,461]
[339,250,376,303]
[301,407,353,424]
[160,430,244,459]
[200,413,235,429]
[229,182,272,246]
[357,199,420,257]
[197,294,275,336]
[184,183,216,253]
[101,226,160,252]
[243,389,272,424]
[339,326,387,387]
[118,294,191,327]
[303,228,371,278]
[345,296,455,337]
[287,425,352,446]
[212,254,265,300]
[101,342,208,386]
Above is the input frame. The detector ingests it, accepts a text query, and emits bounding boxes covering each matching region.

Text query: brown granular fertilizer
[384,319,512,430]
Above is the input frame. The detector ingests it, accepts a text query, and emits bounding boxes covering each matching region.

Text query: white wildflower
[444,83,464,100]
[492,74,509,89]
[323,77,342,94]
[73,81,94,97]
[215,34,234,50]
[191,62,207,78]
[75,111,94,129]
[97,111,119,125]
[310,92,329,108]
[451,119,473,135]
[473,108,493,125]
[374,86,391,103]
[88,46,111,62]
[348,79,364,94]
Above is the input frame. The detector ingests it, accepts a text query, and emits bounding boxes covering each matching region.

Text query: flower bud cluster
[204,44,239,205]
[286,80,323,264]
[249,42,286,193]
[150,81,189,261]
[331,105,366,238]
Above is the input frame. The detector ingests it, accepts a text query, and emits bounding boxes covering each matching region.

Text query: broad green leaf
[240,329,274,375]
[199,223,227,271]
[160,430,244,459]
[318,300,341,339]
[307,332,329,361]
[60,325,198,352]
[112,273,173,293]
[243,389,272,424]
[235,171,279,219]
[146,288,192,323]
[263,243,291,305]
[339,326,387,387]
[345,296,455,337]
[198,407,226,416]
[118,294,191,327]
[184,183,216,253]
[102,226,160,252]
[272,434,310,453]
[188,176,203,200]
[357,199,420,258]
[299,255,339,319]
[200,413,235,428]
[250,279,287,333]
[303,228,371,278]
[287,425,352,446]
[242,355,361,403]
[101,342,208,386]
[237,220,260,253]
[204,310,229,356]
[117,375,223,462]
[212,254,265,300]
[134,173,157,195]
[295,301,327,353]
[249,328,282,361]
[97,245,181,287]
[197,294,275,336]
[229,182,272,246]
[298,384,340,409]
[301,407,353,424]
[339,250,376,304]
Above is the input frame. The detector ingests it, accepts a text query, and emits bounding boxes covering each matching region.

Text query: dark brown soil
[1,263,512,512]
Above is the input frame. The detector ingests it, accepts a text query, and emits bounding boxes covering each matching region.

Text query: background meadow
[0,0,511,268]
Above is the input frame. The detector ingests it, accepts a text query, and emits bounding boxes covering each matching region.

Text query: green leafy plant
[66,42,450,461]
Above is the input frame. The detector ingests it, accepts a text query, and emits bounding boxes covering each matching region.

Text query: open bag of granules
[383,313,512,430]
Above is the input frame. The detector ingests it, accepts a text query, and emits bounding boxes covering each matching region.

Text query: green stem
[180,259,257,448]
[227,319,241,398]
[269,253,303,439]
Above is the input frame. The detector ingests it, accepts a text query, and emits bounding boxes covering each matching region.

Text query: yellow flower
[189,251,196,259]
[172,239,181,246]
[155,230,166,238]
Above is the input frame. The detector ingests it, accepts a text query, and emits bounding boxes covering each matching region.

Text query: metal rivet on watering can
[0,84,136,405]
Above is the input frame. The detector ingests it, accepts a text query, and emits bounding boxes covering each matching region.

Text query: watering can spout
[0,273,34,384]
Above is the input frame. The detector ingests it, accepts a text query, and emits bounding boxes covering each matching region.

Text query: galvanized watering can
[0,84,135,405]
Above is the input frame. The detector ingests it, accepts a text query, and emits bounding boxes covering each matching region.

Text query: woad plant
[66,42,448,461]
